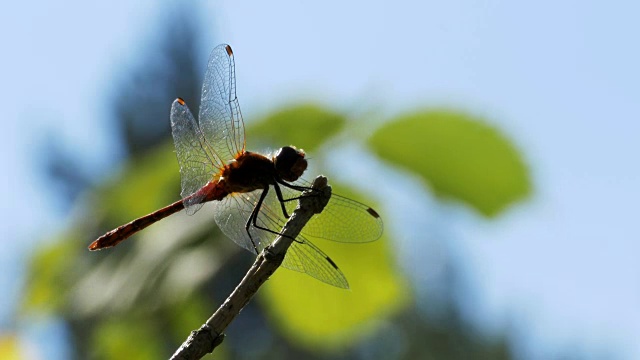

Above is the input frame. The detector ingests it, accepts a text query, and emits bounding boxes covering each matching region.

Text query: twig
[170,176,331,360]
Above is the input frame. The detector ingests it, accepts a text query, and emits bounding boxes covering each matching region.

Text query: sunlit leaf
[260,183,409,350]
[368,110,530,216]
[247,104,345,153]
[0,334,21,360]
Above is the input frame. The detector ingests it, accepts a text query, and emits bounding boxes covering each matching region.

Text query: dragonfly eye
[274,146,307,182]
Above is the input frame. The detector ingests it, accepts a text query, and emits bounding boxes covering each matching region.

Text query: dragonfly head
[274,146,307,182]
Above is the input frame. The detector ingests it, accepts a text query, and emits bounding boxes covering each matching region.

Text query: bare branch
[170,175,331,360]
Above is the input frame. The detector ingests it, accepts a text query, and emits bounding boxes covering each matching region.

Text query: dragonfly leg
[250,183,304,246]
[277,179,309,193]
[272,182,291,219]
[252,219,304,245]
[275,179,320,206]
[246,185,270,254]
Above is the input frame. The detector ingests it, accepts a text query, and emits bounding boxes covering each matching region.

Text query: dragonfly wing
[199,44,246,168]
[304,193,383,243]
[282,236,349,289]
[281,180,384,243]
[212,189,279,254]
[170,99,218,215]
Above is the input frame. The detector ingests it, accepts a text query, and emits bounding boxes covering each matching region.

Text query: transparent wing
[212,186,349,288]
[199,44,245,169]
[282,237,349,289]
[304,193,383,243]
[282,179,384,243]
[170,99,218,215]
[211,189,272,253]
[212,186,299,253]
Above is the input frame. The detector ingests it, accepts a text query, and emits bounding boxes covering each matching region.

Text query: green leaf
[21,235,80,314]
[247,104,345,153]
[368,110,530,216]
[166,295,211,342]
[92,318,164,360]
[259,183,409,350]
[0,333,22,360]
[98,142,181,225]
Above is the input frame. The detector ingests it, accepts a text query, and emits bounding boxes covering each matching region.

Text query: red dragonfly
[89,44,382,288]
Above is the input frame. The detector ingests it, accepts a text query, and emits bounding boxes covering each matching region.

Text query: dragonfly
[89,44,383,288]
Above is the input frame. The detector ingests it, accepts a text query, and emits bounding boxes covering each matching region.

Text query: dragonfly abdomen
[88,199,186,250]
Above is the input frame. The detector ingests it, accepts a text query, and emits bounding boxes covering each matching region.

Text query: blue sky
[3,0,639,358]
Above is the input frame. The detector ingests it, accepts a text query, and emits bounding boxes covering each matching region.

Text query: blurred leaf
[166,295,211,341]
[92,318,164,360]
[21,235,80,314]
[71,181,226,317]
[0,334,21,360]
[98,142,180,225]
[369,110,530,216]
[260,183,409,350]
[247,105,345,153]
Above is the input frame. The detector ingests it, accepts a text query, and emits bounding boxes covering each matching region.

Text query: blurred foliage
[369,110,530,216]
[262,232,408,350]
[248,104,345,153]
[20,4,533,360]
[41,7,202,207]
[97,141,180,226]
[111,8,203,157]
[0,334,21,360]
[91,319,164,360]
[21,231,81,314]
